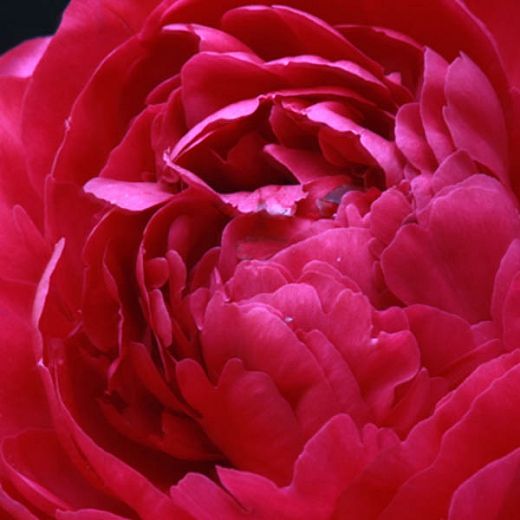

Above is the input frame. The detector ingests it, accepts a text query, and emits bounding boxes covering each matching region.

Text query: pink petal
[84,178,172,211]
[222,185,306,216]
[430,150,475,193]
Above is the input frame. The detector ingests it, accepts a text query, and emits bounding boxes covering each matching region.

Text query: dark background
[1,0,69,54]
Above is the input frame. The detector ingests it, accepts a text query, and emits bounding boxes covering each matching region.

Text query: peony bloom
[1,0,520,518]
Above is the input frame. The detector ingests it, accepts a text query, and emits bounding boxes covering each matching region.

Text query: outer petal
[463,0,520,88]
[380,362,520,519]
[84,178,173,211]
[1,429,130,517]
[0,37,50,78]
[334,349,520,518]
[164,0,508,97]
[381,176,520,322]
[211,415,395,520]
[444,54,509,184]
[22,0,162,190]
[0,484,38,520]
[448,446,520,520]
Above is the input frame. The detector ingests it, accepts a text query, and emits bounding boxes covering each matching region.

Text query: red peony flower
[1,1,520,518]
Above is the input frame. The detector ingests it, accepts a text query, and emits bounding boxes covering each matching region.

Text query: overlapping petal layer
[1,0,520,518]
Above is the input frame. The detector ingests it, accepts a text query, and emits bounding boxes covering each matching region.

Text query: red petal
[177,358,304,484]
[444,54,509,184]
[448,447,520,520]
[419,49,455,162]
[23,0,161,190]
[382,176,520,322]
[395,102,436,172]
[463,0,520,88]
[380,362,520,519]
[2,429,128,516]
